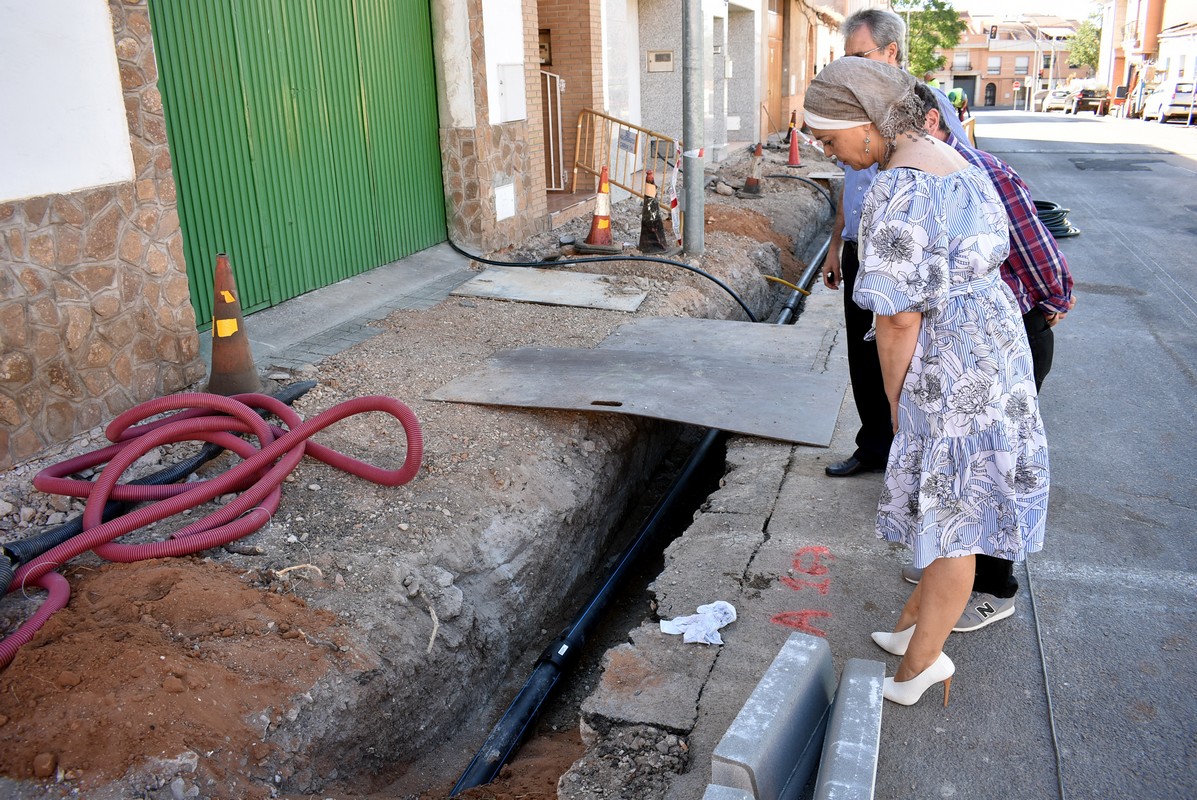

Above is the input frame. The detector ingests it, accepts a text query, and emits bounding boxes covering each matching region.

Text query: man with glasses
[821,8,969,478]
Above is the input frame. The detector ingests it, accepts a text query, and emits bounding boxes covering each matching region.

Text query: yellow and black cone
[783,110,796,144]
[638,171,679,256]
[204,253,262,396]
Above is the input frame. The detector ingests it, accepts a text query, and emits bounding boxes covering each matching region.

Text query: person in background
[821,8,969,478]
[948,87,970,121]
[902,81,1074,631]
[923,71,941,90]
[803,57,1050,707]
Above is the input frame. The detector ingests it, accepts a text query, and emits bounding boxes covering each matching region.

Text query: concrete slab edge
[812,658,885,800]
[709,632,835,800]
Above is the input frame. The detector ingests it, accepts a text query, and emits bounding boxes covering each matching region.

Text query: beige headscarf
[803,57,918,136]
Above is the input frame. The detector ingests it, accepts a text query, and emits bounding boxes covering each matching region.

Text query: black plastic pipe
[450,425,728,796]
[450,229,834,796]
[0,381,316,594]
[447,237,759,322]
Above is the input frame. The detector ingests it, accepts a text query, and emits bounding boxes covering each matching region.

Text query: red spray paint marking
[771,609,832,637]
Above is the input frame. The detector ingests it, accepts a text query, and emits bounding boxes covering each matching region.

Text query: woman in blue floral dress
[804,58,1049,706]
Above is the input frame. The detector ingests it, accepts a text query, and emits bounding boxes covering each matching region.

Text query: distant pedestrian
[803,57,1050,707]
[923,71,941,89]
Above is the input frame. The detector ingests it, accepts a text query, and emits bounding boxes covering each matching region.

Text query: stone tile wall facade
[441,0,550,251]
[0,0,205,471]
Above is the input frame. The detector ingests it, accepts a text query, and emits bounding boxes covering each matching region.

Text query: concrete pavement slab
[581,622,719,732]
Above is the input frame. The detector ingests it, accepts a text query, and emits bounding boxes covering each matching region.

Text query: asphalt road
[968,109,1197,800]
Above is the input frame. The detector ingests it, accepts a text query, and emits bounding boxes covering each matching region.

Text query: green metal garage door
[148,0,446,325]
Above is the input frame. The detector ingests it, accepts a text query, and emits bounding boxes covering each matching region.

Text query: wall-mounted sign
[647,50,674,73]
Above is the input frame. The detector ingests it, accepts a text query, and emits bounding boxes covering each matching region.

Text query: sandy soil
[0,143,836,799]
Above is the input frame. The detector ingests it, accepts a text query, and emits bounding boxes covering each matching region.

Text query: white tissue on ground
[659,600,737,645]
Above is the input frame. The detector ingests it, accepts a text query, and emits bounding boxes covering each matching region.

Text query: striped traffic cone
[576,166,623,254]
[787,127,802,167]
[204,253,262,396]
[739,143,764,198]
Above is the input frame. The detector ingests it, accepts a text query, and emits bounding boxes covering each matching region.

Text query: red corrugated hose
[0,391,422,669]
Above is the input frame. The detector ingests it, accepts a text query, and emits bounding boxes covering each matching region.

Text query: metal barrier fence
[962,117,977,147]
[571,108,679,198]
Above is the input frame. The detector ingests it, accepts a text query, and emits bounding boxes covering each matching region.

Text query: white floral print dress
[854,166,1049,568]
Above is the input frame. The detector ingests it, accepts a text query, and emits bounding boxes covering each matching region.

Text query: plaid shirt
[948,134,1073,315]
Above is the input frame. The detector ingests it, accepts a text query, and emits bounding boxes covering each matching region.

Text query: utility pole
[682,0,704,255]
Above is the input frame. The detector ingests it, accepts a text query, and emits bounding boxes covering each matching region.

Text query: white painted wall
[481,0,528,124]
[432,0,479,128]
[603,0,642,123]
[0,0,134,203]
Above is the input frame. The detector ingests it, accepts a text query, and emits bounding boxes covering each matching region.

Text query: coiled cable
[1035,200,1080,238]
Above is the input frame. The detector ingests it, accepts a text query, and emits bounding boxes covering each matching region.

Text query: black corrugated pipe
[450,230,834,796]
[0,381,316,595]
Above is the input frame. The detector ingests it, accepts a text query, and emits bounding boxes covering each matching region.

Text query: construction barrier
[571,108,679,199]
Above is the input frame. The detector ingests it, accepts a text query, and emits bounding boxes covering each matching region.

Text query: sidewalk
[579,279,1196,800]
[197,242,475,374]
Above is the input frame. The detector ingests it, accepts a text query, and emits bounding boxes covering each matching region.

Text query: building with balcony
[927,13,1082,110]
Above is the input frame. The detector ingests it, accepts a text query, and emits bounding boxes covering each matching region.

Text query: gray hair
[842,8,906,65]
[913,82,950,135]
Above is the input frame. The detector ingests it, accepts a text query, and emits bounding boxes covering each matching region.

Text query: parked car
[1142,80,1196,123]
[1040,88,1071,112]
[1067,86,1109,115]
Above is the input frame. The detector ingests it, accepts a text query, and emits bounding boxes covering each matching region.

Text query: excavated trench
[0,148,836,800]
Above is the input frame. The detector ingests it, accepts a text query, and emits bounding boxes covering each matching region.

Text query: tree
[894,0,968,78]
[1069,15,1101,75]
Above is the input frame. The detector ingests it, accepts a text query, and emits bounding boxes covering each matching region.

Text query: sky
[954,0,1101,21]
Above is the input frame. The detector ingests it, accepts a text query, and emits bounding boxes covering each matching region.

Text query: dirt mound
[0,559,344,798]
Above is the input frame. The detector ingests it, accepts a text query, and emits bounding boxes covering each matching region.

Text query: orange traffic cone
[739,143,764,198]
[576,166,623,254]
[638,171,679,256]
[783,110,796,144]
[204,253,262,396]
[787,128,802,167]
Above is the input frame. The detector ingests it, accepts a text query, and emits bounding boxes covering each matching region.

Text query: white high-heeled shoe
[870,625,915,656]
[883,652,955,707]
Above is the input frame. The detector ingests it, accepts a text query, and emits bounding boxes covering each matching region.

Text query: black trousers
[974,307,1054,598]
[845,240,1056,599]
[841,242,893,467]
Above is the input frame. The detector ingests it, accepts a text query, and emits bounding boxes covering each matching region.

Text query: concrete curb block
[709,632,835,799]
[812,657,885,800]
[702,785,758,800]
